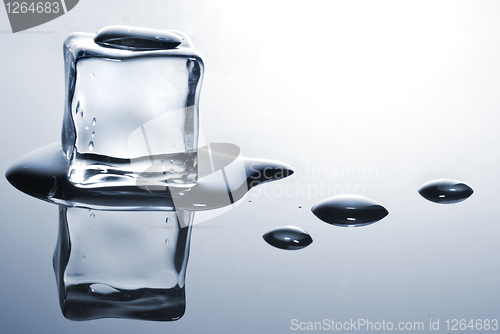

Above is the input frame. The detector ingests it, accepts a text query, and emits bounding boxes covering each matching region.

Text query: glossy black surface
[418,179,474,204]
[311,195,389,227]
[262,226,313,250]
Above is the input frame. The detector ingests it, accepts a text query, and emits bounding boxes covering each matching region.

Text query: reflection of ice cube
[62,30,203,188]
[53,207,193,321]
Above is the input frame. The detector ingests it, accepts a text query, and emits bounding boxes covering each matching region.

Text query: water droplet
[90,213,95,218]
[418,179,473,204]
[88,141,94,151]
[263,226,313,250]
[80,111,84,118]
[92,118,96,126]
[75,101,80,115]
[82,254,86,262]
[94,26,183,51]
[312,194,388,227]
[172,144,176,150]
[298,206,302,208]
[166,217,170,223]
[90,72,95,79]
[91,131,95,137]
[170,159,174,164]
[164,239,169,244]
[170,168,174,174]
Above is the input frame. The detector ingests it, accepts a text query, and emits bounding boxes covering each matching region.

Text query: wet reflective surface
[262,226,312,250]
[2,1,500,333]
[54,208,192,321]
[418,179,474,204]
[311,195,389,227]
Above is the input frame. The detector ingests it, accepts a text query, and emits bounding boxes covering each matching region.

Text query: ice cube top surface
[64,25,201,63]
[94,26,184,51]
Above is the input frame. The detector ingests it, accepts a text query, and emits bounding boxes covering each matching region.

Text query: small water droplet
[298,206,302,208]
[263,226,313,250]
[91,131,95,137]
[82,254,86,262]
[166,217,170,223]
[92,118,96,126]
[170,159,174,164]
[80,111,84,118]
[165,239,169,244]
[91,72,95,79]
[90,213,95,218]
[170,168,174,174]
[75,101,80,115]
[312,194,388,227]
[418,179,473,204]
[88,141,94,151]
[172,144,176,150]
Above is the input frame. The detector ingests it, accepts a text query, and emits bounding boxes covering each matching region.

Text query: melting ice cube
[62,26,204,189]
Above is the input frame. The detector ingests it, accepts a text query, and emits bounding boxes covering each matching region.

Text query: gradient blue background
[1,1,500,332]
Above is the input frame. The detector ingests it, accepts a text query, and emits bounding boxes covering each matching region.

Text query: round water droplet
[418,179,473,204]
[312,194,388,227]
[170,168,174,174]
[298,206,302,208]
[170,159,174,164]
[165,239,169,244]
[263,226,313,250]
[88,141,94,151]
[91,131,95,137]
[166,217,170,223]
[90,213,95,219]
[92,118,96,126]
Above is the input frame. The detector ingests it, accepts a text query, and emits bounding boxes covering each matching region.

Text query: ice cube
[62,26,204,188]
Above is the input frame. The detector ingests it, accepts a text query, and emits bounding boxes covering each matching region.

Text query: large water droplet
[263,226,313,250]
[94,25,184,51]
[312,194,388,227]
[418,179,473,204]
[88,141,94,151]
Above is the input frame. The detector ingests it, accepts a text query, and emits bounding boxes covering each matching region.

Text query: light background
[1,1,500,333]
